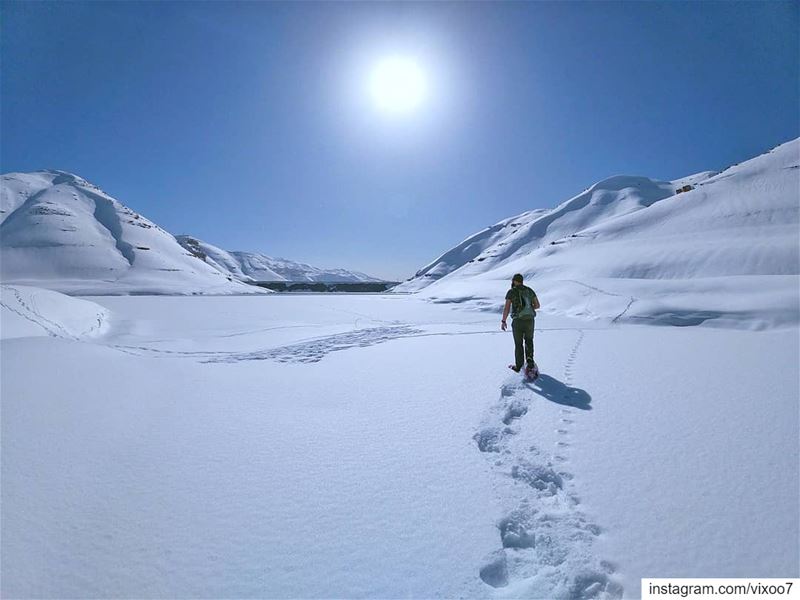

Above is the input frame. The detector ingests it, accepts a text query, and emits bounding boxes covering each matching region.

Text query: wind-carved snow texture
[474,331,623,599]
[111,325,424,363]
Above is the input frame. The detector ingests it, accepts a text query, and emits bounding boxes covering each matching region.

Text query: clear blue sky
[2,1,798,281]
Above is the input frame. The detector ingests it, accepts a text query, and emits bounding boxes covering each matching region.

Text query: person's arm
[502,299,512,330]
[533,295,541,310]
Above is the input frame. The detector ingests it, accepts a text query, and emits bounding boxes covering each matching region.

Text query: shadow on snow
[524,373,592,410]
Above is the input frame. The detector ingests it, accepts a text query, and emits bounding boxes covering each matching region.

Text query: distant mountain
[395,139,799,329]
[0,170,259,295]
[175,235,384,283]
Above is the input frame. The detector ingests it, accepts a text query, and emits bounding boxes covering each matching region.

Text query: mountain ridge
[175,234,384,283]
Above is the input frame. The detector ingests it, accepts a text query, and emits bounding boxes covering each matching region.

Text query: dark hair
[512,273,524,282]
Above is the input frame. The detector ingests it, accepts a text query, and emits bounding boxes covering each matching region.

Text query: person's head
[512,274,524,287]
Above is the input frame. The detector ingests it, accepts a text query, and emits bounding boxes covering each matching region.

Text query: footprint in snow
[472,347,621,598]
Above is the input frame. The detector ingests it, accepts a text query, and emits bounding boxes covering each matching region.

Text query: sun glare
[369,57,427,114]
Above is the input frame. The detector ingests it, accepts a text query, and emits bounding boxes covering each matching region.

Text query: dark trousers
[512,317,535,369]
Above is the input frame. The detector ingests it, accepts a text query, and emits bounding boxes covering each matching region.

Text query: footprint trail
[473,330,623,599]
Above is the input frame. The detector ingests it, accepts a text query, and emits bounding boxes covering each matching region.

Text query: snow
[0,284,109,339]
[175,235,385,283]
[174,235,262,282]
[2,141,798,597]
[0,170,262,296]
[395,139,800,331]
[1,292,797,597]
[571,326,799,582]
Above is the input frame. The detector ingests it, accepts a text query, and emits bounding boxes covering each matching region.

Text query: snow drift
[395,139,800,330]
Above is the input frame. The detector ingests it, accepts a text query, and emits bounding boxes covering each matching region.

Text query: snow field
[2,293,796,598]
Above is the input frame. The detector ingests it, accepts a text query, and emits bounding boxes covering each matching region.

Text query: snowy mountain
[0,170,261,295]
[0,170,382,295]
[395,139,800,330]
[175,235,384,283]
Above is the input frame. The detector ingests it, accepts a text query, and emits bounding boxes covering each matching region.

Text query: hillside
[395,139,800,330]
[0,171,259,295]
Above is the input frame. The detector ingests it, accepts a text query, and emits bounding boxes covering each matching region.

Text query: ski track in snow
[561,280,627,299]
[0,286,67,338]
[473,330,623,599]
[562,279,637,325]
[0,285,105,339]
[611,297,637,324]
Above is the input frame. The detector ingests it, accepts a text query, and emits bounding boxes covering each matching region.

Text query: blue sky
[2,1,798,281]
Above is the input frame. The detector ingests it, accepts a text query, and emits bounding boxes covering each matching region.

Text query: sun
[369,57,427,114]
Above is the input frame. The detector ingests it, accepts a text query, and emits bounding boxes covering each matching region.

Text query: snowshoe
[524,361,540,381]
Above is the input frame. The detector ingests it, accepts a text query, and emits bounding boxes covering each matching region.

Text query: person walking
[501,273,540,374]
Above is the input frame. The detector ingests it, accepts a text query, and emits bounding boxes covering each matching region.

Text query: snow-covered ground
[2,289,797,598]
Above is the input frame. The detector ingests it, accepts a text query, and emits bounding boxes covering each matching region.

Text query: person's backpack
[511,286,536,319]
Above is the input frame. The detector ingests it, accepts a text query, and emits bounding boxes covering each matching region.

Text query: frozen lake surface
[2,290,798,598]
